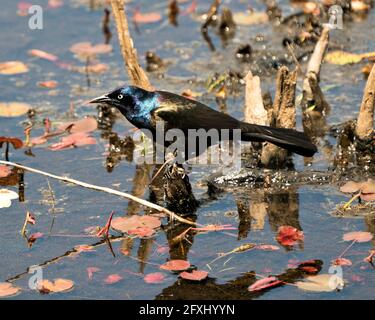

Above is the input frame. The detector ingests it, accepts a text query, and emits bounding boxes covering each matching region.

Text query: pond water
[0,0,374,300]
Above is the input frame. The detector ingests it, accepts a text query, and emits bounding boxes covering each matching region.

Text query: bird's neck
[124,92,160,130]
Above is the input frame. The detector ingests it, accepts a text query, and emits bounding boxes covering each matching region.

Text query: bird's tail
[240,123,317,157]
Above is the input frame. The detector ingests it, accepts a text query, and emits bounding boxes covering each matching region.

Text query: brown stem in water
[261,66,297,168]
[0,160,196,226]
[110,0,153,91]
[355,64,375,140]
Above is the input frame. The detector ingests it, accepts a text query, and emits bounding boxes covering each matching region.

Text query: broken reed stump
[301,27,330,138]
[244,71,268,126]
[356,64,375,142]
[110,0,154,91]
[261,66,298,168]
[163,163,198,216]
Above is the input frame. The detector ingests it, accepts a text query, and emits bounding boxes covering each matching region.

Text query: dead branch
[110,0,154,91]
[302,27,330,109]
[356,64,375,140]
[0,160,195,226]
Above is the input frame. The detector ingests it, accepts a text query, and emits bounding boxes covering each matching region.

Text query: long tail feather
[240,123,317,157]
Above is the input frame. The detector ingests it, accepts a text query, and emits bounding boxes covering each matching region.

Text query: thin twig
[0,160,196,226]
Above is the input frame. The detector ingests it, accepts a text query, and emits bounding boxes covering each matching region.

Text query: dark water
[0,0,374,299]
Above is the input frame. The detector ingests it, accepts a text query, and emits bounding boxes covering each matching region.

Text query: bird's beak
[89,94,111,104]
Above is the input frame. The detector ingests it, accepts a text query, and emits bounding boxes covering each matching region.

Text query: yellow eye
[118,94,123,100]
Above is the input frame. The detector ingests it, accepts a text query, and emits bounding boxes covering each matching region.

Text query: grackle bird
[90,85,317,160]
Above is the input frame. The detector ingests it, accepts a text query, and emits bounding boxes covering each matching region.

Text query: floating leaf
[87,267,100,280]
[58,117,98,134]
[48,0,64,9]
[325,50,375,65]
[133,9,162,24]
[248,276,282,292]
[160,260,190,271]
[37,278,74,293]
[128,227,155,238]
[28,49,58,62]
[70,42,112,57]
[343,231,373,243]
[0,166,11,178]
[232,12,268,25]
[0,189,18,208]
[28,232,43,242]
[0,282,21,298]
[17,2,32,16]
[296,274,344,292]
[0,61,29,75]
[180,270,208,281]
[340,181,361,193]
[0,102,31,117]
[0,137,23,149]
[37,81,58,88]
[276,226,304,246]
[104,274,122,284]
[49,132,96,151]
[332,258,352,266]
[255,244,280,251]
[111,215,161,234]
[144,272,166,284]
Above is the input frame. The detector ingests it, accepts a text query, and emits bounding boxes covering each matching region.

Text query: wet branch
[110,0,154,91]
[0,160,196,226]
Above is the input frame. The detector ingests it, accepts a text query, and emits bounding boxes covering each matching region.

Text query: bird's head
[89,85,158,125]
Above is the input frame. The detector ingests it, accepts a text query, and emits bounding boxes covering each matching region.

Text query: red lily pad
[340,181,361,193]
[104,274,122,284]
[0,137,23,149]
[133,9,162,24]
[50,132,96,151]
[37,81,58,88]
[0,282,21,298]
[248,276,283,292]
[144,272,166,284]
[0,166,11,178]
[343,231,373,243]
[111,215,161,234]
[180,270,208,281]
[70,42,112,57]
[160,260,190,272]
[332,258,352,266]
[128,227,155,238]
[87,267,100,280]
[276,226,304,246]
[28,49,58,62]
[37,278,74,293]
[58,117,98,134]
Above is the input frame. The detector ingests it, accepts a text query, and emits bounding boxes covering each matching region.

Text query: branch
[302,27,330,102]
[110,0,154,91]
[0,160,195,226]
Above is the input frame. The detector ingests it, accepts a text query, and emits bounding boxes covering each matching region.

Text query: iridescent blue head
[90,85,159,129]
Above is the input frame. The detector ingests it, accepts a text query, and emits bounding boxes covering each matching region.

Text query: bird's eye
[117,94,123,100]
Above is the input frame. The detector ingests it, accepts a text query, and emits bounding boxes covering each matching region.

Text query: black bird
[90,85,317,159]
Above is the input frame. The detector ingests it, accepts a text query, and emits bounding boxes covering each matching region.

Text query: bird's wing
[152,91,239,133]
